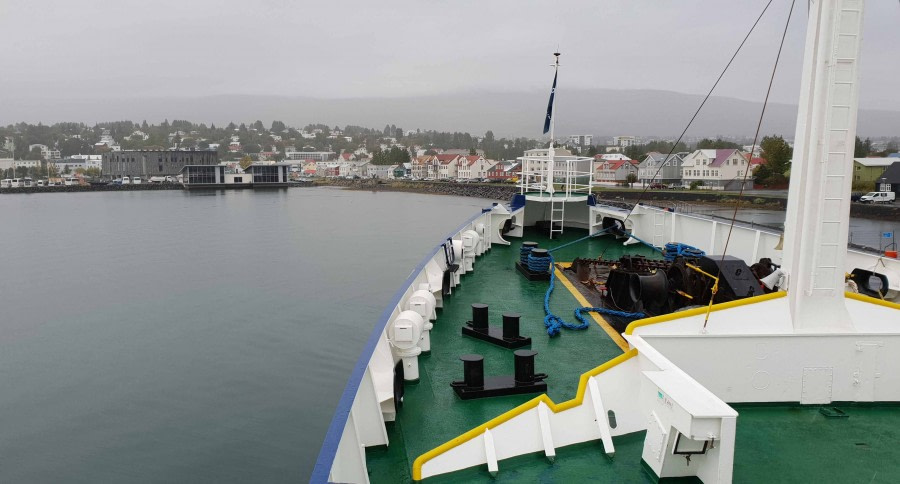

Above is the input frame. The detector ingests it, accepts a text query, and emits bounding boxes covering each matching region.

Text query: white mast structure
[782,0,865,331]
[546,52,560,194]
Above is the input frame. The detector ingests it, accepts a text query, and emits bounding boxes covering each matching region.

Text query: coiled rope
[527,252,551,273]
[663,242,705,261]
[520,245,536,265]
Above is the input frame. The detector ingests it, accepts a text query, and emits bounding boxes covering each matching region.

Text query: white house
[517,148,577,181]
[412,155,437,179]
[367,164,396,179]
[435,154,462,180]
[613,136,637,147]
[680,149,753,190]
[28,144,61,160]
[457,156,496,180]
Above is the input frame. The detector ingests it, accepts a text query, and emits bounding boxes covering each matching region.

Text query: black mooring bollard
[514,349,538,384]
[471,303,489,331]
[460,354,484,388]
[451,350,547,400]
[502,313,521,339]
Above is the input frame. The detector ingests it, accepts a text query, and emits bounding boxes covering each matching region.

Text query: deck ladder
[549,195,565,239]
[652,212,665,248]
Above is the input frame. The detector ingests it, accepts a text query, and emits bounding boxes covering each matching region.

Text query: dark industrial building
[879,161,900,196]
[102,150,218,178]
[180,163,290,189]
[244,163,291,186]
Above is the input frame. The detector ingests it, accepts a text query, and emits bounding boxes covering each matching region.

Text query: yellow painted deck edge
[411,348,638,481]
[412,291,897,480]
[624,291,898,336]
[845,291,900,309]
[625,291,787,335]
[553,262,629,352]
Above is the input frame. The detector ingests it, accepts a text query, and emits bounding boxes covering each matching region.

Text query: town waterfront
[0,188,896,482]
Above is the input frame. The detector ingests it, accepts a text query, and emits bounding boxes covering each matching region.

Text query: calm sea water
[0,188,497,483]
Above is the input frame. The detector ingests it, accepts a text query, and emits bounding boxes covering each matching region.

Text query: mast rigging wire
[703,0,797,330]
[596,0,775,261]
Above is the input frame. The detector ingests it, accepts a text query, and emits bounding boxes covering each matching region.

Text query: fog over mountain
[3,88,899,139]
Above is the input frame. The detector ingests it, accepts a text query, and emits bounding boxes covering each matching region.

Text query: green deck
[366,228,657,483]
[364,228,900,483]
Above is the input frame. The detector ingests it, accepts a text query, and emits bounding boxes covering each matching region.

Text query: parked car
[859,191,895,204]
[649,183,667,189]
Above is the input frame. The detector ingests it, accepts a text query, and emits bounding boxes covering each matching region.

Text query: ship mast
[782,0,865,331]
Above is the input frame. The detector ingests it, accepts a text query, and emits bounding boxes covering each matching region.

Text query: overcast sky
[2,0,899,111]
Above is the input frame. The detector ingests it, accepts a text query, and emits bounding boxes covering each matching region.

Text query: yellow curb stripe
[411,349,638,481]
[553,262,629,352]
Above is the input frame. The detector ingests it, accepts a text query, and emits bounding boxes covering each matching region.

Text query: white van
[23,177,34,187]
[37,179,47,187]
[121,176,131,185]
[1,179,11,188]
[131,177,142,185]
[859,191,895,204]
[64,177,79,186]
[10,178,22,188]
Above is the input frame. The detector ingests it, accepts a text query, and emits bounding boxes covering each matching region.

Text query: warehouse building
[102,150,218,178]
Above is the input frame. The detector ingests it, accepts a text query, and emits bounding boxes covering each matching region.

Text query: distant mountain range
[3,88,899,139]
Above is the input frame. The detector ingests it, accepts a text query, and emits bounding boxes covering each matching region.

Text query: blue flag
[543,71,557,134]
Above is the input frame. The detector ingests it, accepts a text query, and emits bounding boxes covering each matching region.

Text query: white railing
[518,154,594,198]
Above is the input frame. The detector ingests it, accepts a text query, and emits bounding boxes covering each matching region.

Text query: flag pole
[547,51,560,194]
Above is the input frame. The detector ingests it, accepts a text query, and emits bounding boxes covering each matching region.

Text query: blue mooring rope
[574,307,647,324]
[523,228,647,337]
[546,226,612,253]
[623,232,663,253]
[527,252,551,272]
[663,242,705,261]
[539,253,647,337]
[520,245,534,265]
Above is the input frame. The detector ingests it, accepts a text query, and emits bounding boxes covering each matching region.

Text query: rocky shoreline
[3,178,896,222]
[317,178,899,222]
[0,183,183,194]
[316,178,518,200]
